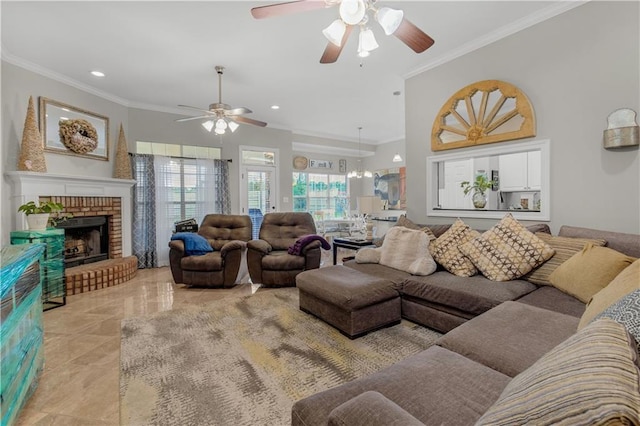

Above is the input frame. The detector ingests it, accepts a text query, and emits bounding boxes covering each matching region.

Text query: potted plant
[460,175,496,209]
[18,200,66,230]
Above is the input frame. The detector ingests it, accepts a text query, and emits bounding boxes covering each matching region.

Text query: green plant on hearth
[18,201,72,227]
[460,175,496,209]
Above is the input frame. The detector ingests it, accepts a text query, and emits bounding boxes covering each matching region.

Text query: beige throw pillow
[524,233,607,285]
[379,226,437,276]
[459,214,554,282]
[430,218,479,277]
[355,247,382,264]
[549,244,636,303]
[477,318,640,426]
[579,259,640,329]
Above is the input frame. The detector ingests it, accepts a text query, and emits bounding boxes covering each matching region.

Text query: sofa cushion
[437,301,579,377]
[430,218,479,277]
[558,225,640,258]
[261,250,306,270]
[524,233,606,285]
[373,215,438,248]
[476,319,640,426]
[549,244,636,303]
[594,289,640,355]
[401,272,537,317]
[343,260,411,285]
[292,346,510,426]
[515,286,585,317]
[579,259,640,328]
[328,391,425,426]
[379,227,437,276]
[459,213,554,282]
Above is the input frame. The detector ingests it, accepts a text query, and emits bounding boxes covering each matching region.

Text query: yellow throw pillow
[579,259,640,329]
[430,218,479,277]
[524,233,607,286]
[459,213,555,282]
[549,244,636,303]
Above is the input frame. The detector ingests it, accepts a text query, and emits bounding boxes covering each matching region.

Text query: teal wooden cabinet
[0,243,46,425]
[10,229,65,310]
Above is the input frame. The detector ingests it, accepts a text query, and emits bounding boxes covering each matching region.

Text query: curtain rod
[170,155,232,162]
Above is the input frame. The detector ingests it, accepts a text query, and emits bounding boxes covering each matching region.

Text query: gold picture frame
[39,97,109,160]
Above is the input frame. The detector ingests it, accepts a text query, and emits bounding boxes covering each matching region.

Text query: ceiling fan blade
[226,107,253,116]
[175,115,214,123]
[234,116,268,127]
[393,18,435,53]
[320,25,353,64]
[251,0,328,19]
[178,104,215,115]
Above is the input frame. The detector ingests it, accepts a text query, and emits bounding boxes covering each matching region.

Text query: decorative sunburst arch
[431,80,536,151]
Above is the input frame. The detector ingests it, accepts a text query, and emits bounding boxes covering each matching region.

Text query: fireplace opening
[57,216,109,268]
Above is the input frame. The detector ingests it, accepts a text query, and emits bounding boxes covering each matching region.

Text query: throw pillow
[355,247,382,264]
[579,259,640,329]
[170,232,213,256]
[594,289,640,356]
[379,227,437,276]
[459,214,554,282]
[476,318,640,426]
[524,233,607,286]
[549,244,636,303]
[373,215,436,247]
[430,218,479,277]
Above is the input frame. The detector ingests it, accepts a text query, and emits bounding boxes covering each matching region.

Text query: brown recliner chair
[169,214,252,288]
[247,212,321,287]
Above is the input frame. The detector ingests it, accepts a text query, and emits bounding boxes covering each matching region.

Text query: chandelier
[348,127,373,179]
[322,0,404,58]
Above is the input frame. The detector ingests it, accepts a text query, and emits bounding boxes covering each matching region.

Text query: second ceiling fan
[176,66,267,135]
[251,0,435,63]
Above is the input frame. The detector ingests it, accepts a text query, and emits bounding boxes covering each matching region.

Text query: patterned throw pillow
[524,233,607,285]
[430,218,480,277]
[595,289,640,355]
[459,214,554,282]
[548,244,636,303]
[476,318,640,426]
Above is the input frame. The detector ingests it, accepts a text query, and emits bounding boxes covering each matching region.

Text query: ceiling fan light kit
[252,0,434,63]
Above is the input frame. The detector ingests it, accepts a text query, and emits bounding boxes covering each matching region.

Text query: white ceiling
[1,1,581,145]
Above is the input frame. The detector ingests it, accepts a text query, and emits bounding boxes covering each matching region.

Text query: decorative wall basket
[431,80,536,151]
[603,108,639,149]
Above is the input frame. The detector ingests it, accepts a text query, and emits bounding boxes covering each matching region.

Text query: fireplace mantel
[5,171,136,256]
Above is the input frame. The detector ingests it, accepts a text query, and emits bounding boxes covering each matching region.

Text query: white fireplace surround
[5,171,136,256]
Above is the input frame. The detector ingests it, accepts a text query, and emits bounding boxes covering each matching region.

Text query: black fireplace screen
[56,216,109,268]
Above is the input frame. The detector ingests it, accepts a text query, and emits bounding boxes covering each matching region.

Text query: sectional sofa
[293,217,640,425]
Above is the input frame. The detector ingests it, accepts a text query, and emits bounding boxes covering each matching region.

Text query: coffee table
[332,237,375,265]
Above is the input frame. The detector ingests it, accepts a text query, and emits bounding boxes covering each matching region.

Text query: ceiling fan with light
[176,66,267,135]
[251,0,434,63]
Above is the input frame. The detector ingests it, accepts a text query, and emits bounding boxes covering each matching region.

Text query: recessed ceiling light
[270,105,280,110]
[90,70,105,77]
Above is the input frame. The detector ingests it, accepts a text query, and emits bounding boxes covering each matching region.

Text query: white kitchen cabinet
[499,151,541,191]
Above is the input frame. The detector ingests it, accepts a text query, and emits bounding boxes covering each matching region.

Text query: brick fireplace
[7,172,137,295]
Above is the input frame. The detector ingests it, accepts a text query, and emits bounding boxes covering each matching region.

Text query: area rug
[120,288,441,425]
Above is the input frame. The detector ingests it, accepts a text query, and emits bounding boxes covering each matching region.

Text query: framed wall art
[374,167,406,210]
[39,97,110,161]
[309,159,333,169]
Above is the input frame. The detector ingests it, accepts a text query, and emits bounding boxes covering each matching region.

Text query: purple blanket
[288,234,331,256]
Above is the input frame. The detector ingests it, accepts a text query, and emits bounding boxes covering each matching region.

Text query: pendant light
[392,90,403,163]
[348,127,372,179]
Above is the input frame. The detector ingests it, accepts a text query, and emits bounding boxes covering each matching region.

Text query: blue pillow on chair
[171,232,213,256]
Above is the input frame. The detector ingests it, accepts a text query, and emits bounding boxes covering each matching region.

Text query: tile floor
[16,250,348,425]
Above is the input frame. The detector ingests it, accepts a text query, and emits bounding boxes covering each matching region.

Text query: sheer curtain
[131,154,157,269]
[154,155,174,267]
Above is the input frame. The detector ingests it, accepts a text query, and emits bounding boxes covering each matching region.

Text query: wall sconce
[603,108,639,149]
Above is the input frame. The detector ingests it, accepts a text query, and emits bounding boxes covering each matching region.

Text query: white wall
[406,1,639,234]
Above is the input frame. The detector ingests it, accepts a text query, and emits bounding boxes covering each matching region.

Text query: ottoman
[296,265,401,338]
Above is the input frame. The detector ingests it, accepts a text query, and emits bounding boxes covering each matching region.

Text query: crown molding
[404,1,589,79]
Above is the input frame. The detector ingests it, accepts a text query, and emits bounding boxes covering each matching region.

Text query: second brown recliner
[247,212,321,287]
